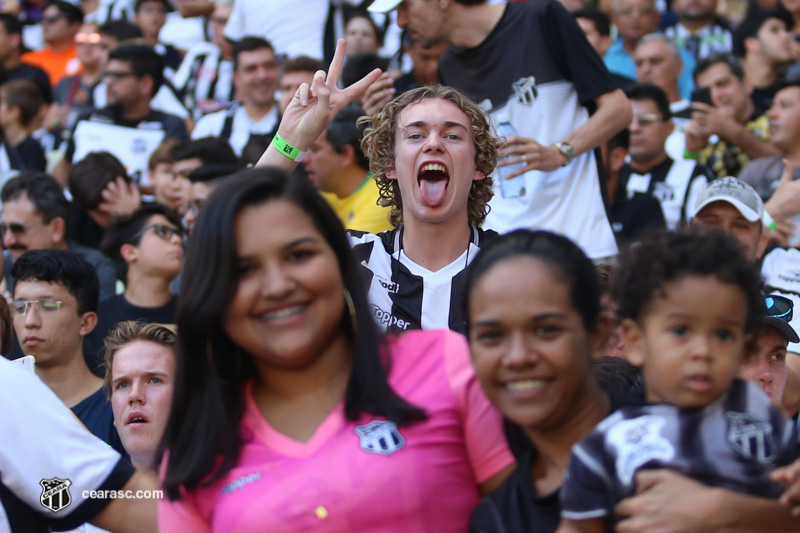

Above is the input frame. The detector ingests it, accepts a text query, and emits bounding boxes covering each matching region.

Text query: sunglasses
[42,14,65,24]
[133,223,183,242]
[0,221,44,235]
[765,294,793,323]
[102,70,138,82]
[632,113,664,126]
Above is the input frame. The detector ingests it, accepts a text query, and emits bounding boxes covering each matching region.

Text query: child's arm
[615,469,800,532]
[556,518,606,533]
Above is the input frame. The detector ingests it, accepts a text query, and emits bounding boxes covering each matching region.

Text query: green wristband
[763,210,778,231]
[272,133,306,162]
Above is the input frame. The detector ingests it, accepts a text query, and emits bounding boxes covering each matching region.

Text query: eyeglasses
[42,14,65,24]
[102,71,137,82]
[632,113,664,126]
[617,6,655,15]
[0,221,44,236]
[10,298,65,317]
[133,223,183,242]
[75,32,102,44]
[765,294,793,323]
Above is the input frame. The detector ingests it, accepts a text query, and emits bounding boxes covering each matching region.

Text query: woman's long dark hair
[160,167,426,499]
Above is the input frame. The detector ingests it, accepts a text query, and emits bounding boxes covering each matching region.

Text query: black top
[71,386,128,459]
[752,84,779,118]
[609,185,667,248]
[470,450,560,533]
[12,136,46,172]
[440,0,617,110]
[84,294,178,374]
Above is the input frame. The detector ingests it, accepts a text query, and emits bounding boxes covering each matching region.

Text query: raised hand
[257,39,382,169]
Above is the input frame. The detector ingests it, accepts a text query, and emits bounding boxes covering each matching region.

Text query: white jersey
[0,358,133,533]
[191,103,279,156]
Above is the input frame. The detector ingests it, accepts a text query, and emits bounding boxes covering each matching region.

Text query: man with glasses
[62,44,188,187]
[10,248,126,456]
[619,83,711,229]
[1,172,117,302]
[84,203,183,369]
[20,0,84,86]
[191,37,280,156]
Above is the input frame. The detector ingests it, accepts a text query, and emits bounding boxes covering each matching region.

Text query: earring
[344,288,358,337]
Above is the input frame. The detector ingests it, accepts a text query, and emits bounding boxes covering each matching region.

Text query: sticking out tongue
[419,178,448,207]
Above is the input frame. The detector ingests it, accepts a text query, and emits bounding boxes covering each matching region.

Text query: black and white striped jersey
[561,379,799,525]
[171,41,235,119]
[0,358,134,533]
[191,103,279,156]
[348,225,495,334]
[619,157,712,230]
[84,0,134,24]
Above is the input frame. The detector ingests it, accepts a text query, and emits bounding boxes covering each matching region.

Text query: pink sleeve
[443,330,515,483]
[158,490,212,533]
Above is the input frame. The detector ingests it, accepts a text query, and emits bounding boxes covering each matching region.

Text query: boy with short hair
[557,230,799,532]
[0,80,47,171]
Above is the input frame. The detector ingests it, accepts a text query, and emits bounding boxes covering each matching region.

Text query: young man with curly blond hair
[257,46,498,334]
[348,84,499,333]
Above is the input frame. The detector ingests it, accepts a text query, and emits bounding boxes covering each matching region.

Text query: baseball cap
[690,177,763,223]
[762,294,800,343]
[368,0,403,13]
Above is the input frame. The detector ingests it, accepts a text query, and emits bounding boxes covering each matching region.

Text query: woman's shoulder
[385,329,473,395]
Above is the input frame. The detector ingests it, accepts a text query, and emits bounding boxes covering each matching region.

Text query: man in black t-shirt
[9,249,126,457]
[61,44,187,186]
[85,203,182,370]
[0,14,51,93]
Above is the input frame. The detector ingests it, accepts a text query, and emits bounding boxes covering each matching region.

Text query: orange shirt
[21,44,82,86]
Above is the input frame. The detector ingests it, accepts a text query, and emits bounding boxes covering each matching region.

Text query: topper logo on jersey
[370,305,410,330]
[355,420,405,455]
[40,477,72,512]
[607,416,675,485]
[725,412,777,463]
[512,77,538,106]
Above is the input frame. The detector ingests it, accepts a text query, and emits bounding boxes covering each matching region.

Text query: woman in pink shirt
[157,165,514,532]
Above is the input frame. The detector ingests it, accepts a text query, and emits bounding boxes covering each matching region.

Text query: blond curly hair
[359,85,499,228]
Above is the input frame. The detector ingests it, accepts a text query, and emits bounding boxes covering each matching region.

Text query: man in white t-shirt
[191,37,279,156]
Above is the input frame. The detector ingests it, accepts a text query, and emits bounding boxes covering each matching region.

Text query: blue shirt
[604,38,697,99]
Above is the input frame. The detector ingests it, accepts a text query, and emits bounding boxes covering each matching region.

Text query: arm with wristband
[257,39,381,171]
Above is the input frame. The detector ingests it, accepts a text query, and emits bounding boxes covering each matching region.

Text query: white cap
[691,177,764,223]
[368,0,403,13]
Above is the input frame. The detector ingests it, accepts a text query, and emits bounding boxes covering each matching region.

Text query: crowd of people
[4,0,800,531]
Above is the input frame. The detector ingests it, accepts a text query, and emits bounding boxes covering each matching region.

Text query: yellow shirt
[321,174,393,234]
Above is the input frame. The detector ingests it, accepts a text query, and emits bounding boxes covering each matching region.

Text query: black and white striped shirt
[348,225,495,334]
[561,379,799,525]
[620,157,712,230]
[171,41,235,119]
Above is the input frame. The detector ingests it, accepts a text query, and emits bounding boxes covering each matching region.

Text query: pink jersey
[159,329,513,532]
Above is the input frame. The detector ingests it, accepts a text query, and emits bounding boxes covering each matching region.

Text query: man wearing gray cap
[690,176,768,261]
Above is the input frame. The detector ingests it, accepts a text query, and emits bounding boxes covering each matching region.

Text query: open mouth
[417,162,450,207]
[127,413,149,425]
